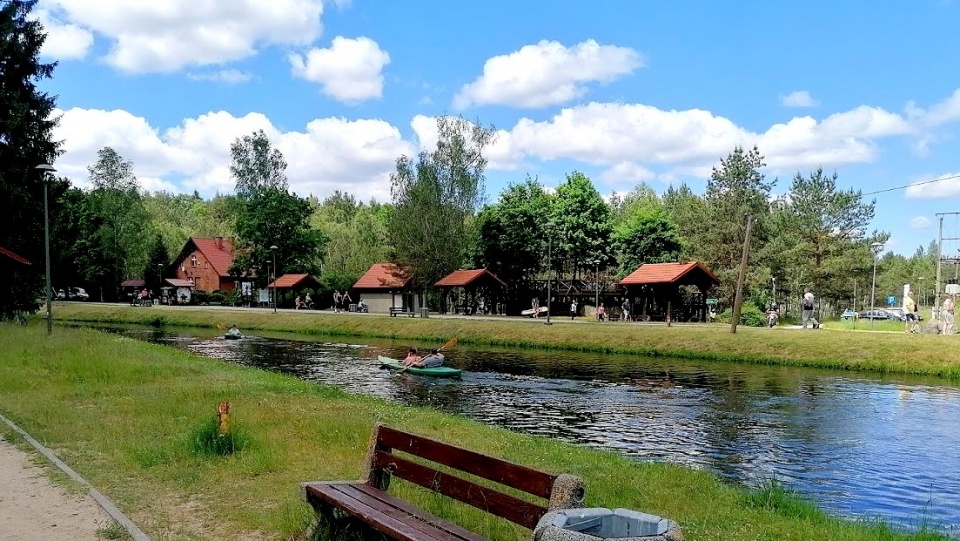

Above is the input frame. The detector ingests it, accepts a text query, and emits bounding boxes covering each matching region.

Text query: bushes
[717,304,766,327]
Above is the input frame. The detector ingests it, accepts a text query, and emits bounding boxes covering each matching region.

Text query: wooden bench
[390,307,416,317]
[301,424,585,541]
[606,314,620,322]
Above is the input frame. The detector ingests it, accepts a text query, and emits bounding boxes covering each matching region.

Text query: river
[122,326,960,535]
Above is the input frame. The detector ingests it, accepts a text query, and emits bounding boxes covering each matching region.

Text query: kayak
[224,331,243,340]
[378,355,462,378]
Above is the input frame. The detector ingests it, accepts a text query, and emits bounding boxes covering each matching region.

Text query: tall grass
[54,303,960,380]
[0,324,950,540]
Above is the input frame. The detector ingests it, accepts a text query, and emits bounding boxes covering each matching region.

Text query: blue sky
[36,0,960,254]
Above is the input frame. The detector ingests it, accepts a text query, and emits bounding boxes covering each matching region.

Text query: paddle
[398,337,458,374]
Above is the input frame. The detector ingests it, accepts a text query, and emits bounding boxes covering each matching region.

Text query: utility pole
[730,216,754,334]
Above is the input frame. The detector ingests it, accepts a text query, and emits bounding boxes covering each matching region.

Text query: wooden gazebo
[618,261,719,322]
[435,269,507,315]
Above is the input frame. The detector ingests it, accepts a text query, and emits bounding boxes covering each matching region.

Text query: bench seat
[305,482,488,541]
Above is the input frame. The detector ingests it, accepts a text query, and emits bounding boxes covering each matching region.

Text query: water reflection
[121,327,960,534]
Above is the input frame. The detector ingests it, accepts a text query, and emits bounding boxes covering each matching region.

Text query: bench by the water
[301,424,585,541]
[390,307,416,317]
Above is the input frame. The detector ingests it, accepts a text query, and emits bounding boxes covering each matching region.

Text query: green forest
[0,0,939,319]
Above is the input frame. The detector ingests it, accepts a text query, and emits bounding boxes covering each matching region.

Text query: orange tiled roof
[619,261,719,286]
[0,246,30,265]
[435,269,507,288]
[190,237,235,277]
[353,263,410,289]
[267,273,321,289]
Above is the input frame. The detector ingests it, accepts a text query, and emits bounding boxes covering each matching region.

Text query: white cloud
[453,39,643,109]
[35,8,94,61]
[780,90,819,108]
[602,162,656,185]
[46,0,324,73]
[289,36,390,103]
[187,69,253,84]
[52,108,412,202]
[905,172,960,199]
[910,216,932,229]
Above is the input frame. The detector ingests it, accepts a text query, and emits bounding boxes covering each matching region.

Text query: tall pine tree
[0,0,60,318]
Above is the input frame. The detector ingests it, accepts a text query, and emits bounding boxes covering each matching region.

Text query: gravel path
[0,435,111,540]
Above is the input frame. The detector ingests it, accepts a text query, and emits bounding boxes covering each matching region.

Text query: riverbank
[0,324,948,541]
[54,303,960,379]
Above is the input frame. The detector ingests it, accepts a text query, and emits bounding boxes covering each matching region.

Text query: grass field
[52,302,960,379]
[0,324,950,540]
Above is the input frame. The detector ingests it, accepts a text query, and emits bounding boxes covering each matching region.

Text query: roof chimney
[215,236,223,250]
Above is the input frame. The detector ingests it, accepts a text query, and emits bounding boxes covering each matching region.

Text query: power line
[863,173,960,196]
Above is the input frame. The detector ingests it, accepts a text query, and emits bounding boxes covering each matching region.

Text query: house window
[190,255,198,268]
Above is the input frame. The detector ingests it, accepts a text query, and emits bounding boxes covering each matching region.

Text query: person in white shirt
[801,289,819,329]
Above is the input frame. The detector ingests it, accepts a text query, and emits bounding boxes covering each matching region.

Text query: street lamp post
[35,164,55,335]
[771,276,776,309]
[594,259,600,321]
[869,242,884,330]
[270,245,278,313]
[545,222,555,325]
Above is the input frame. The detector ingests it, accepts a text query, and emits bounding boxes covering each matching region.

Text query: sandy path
[0,435,112,541]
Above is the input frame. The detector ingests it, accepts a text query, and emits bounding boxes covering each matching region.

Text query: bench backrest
[364,425,583,529]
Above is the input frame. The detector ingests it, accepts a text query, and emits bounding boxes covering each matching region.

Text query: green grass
[53,303,960,380]
[0,324,951,541]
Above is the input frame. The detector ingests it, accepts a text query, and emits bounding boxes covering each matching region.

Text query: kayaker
[401,347,421,366]
[419,349,445,368]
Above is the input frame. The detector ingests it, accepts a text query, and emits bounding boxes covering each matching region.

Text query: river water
[124,327,960,535]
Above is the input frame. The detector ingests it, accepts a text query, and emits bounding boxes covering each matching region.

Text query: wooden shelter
[618,261,719,322]
[434,269,508,314]
[353,263,418,314]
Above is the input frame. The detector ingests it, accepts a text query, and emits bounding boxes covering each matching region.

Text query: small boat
[521,307,549,317]
[378,355,462,378]
[224,329,243,340]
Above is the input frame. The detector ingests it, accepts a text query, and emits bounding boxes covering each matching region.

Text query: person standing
[333,290,342,313]
[295,294,302,310]
[570,299,577,320]
[342,290,352,311]
[942,294,956,335]
[621,298,630,322]
[904,291,919,334]
[801,288,819,329]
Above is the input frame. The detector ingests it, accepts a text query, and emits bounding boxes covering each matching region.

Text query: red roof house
[267,273,322,290]
[171,236,237,292]
[434,269,507,288]
[352,263,417,314]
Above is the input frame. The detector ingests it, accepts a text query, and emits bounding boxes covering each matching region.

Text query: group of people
[294,292,313,310]
[401,347,446,368]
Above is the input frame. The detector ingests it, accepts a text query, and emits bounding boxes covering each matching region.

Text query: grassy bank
[0,324,948,541]
[54,303,960,379]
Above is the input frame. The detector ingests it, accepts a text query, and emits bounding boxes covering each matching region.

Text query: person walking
[621,298,630,322]
[570,299,578,320]
[333,290,342,313]
[532,297,540,318]
[904,291,919,334]
[801,288,819,329]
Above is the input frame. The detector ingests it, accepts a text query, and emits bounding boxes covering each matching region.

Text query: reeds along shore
[0,324,950,541]
[52,303,960,379]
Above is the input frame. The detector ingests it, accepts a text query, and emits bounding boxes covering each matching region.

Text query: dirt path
[0,435,112,540]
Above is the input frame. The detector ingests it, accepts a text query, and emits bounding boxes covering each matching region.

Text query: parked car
[885,307,923,322]
[841,309,856,320]
[858,309,895,320]
[59,287,90,301]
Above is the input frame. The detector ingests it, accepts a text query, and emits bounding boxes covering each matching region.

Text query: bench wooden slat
[374,450,547,529]
[307,483,452,541]
[377,426,556,499]
[343,484,489,541]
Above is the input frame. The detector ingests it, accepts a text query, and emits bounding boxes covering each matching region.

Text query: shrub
[189,416,249,457]
[716,304,766,327]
